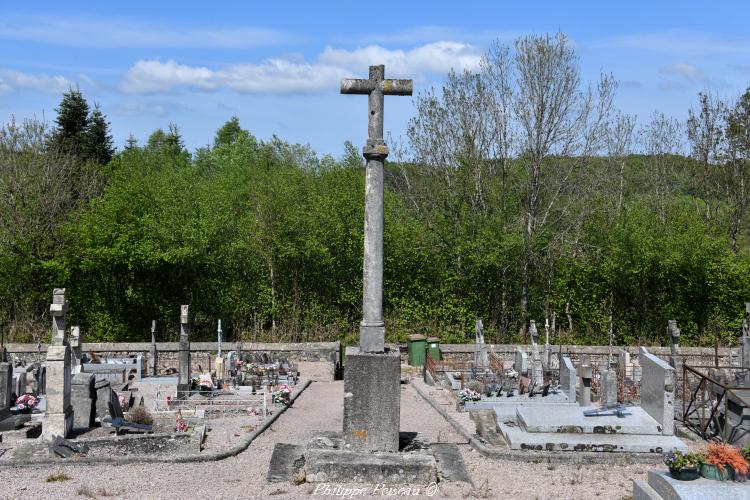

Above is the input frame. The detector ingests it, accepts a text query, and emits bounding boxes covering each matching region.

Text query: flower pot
[700,463,733,481]
[669,467,700,481]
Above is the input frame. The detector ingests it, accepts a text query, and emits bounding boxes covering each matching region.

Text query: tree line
[1,33,749,348]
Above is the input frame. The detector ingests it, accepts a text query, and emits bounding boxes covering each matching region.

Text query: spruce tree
[84,104,115,164]
[50,87,89,156]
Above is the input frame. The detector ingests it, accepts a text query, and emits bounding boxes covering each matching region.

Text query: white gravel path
[0,374,653,499]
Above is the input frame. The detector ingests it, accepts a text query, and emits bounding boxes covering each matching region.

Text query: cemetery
[3,5,750,497]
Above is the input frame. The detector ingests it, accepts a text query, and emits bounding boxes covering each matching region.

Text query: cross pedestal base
[343,347,400,452]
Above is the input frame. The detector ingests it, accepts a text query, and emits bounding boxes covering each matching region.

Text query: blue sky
[1,1,749,156]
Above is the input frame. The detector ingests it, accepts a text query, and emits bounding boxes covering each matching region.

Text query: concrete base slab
[464,398,577,421]
[517,405,665,435]
[646,469,749,499]
[499,422,688,453]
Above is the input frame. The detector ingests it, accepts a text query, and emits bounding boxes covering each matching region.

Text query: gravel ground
[0,372,655,499]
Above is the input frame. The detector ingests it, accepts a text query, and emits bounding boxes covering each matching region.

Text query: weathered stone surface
[71,372,96,429]
[94,379,112,420]
[470,409,504,445]
[178,305,191,395]
[343,347,400,452]
[431,443,472,484]
[43,344,73,440]
[267,443,306,482]
[0,361,12,419]
[643,469,746,500]
[600,369,618,408]
[514,347,528,375]
[304,449,436,484]
[560,356,577,402]
[640,347,675,436]
[0,413,31,431]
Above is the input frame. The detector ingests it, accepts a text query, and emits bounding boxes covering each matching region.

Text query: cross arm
[340,78,413,95]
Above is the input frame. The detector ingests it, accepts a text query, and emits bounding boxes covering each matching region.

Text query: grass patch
[46,473,71,482]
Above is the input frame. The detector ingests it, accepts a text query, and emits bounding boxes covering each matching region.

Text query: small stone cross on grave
[341,65,412,353]
[667,320,682,372]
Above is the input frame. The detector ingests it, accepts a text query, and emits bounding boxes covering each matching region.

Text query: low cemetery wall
[5,341,343,379]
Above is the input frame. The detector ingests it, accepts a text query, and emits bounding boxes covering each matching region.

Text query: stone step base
[638,470,750,499]
[516,405,665,435]
[499,422,688,453]
[633,480,661,500]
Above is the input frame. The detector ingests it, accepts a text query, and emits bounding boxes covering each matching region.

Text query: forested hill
[2,35,750,348]
[1,122,748,347]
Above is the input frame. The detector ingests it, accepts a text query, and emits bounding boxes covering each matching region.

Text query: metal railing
[153,386,268,418]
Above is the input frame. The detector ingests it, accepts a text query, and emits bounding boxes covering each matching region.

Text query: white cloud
[0,15,298,49]
[0,68,73,94]
[119,41,482,95]
[659,63,706,82]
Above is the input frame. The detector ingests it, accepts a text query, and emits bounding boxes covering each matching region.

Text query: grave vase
[700,463,733,481]
[668,466,700,481]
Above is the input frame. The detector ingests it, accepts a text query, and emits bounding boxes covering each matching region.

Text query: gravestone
[543,318,552,370]
[579,362,592,407]
[640,347,675,436]
[514,347,528,375]
[70,325,82,374]
[148,320,158,377]
[559,356,577,402]
[741,303,750,371]
[71,372,96,429]
[340,65,412,453]
[94,379,112,421]
[529,321,544,387]
[43,288,74,440]
[474,319,488,370]
[600,369,618,408]
[177,305,191,397]
[0,353,12,420]
[667,320,682,373]
[217,319,223,357]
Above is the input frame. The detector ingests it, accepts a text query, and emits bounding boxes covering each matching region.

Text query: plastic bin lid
[407,334,427,341]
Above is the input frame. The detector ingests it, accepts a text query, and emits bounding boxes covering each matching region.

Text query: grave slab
[267,443,306,482]
[516,405,665,435]
[304,449,437,484]
[431,443,472,484]
[632,480,661,500]
[498,422,688,453]
[643,469,748,499]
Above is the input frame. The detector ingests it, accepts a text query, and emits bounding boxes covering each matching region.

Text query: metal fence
[152,386,269,418]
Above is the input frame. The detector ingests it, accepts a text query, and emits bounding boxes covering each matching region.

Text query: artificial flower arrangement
[14,394,39,412]
[703,442,749,481]
[273,384,292,405]
[457,388,481,403]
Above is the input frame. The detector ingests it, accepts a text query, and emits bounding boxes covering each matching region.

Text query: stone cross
[341,65,412,353]
[217,319,223,357]
[70,326,81,374]
[667,320,682,372]
[50,288,69,346]
[474,319,488,369]
[529,321,544,387]
[148,320,158,377]
[177,305,191,396]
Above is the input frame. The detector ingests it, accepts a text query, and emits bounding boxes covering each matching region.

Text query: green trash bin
[407,334,427,367]
[426,337,441,361]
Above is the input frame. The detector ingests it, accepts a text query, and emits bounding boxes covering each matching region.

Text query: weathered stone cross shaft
[341,65,412,353]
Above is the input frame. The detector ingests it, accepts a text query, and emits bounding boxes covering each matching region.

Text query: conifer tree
[49,87,89,156]
[84,104,114,164]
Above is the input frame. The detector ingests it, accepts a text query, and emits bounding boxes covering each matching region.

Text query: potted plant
[13,394,39,413]
[701,442,749,481]
[663,450,704,480]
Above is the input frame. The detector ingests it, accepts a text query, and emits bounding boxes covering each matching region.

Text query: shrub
[127,405,153,425]
[705,442,749,474]
[46,473,71,482]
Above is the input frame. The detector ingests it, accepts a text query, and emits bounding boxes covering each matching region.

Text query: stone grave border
[411,381,663,466]
[0,379,312,468]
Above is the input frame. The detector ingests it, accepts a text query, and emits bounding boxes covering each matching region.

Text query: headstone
[70,326,82,374]
[340,65,412,452]
[667,320,682,373]
[639,347,675,436]
[0,358,12,420]
[108,388,124,420]
[529,321,544,387]
[579,363,592,407]
[514,347,528,375]
[43,288,74,440]
[559,356,577,402]
[600,369,618,409]
[93,379,112,421]
[474,319,488,370]
[148,320,158,377]
[177,305,191,397]
[71,372,96,429]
